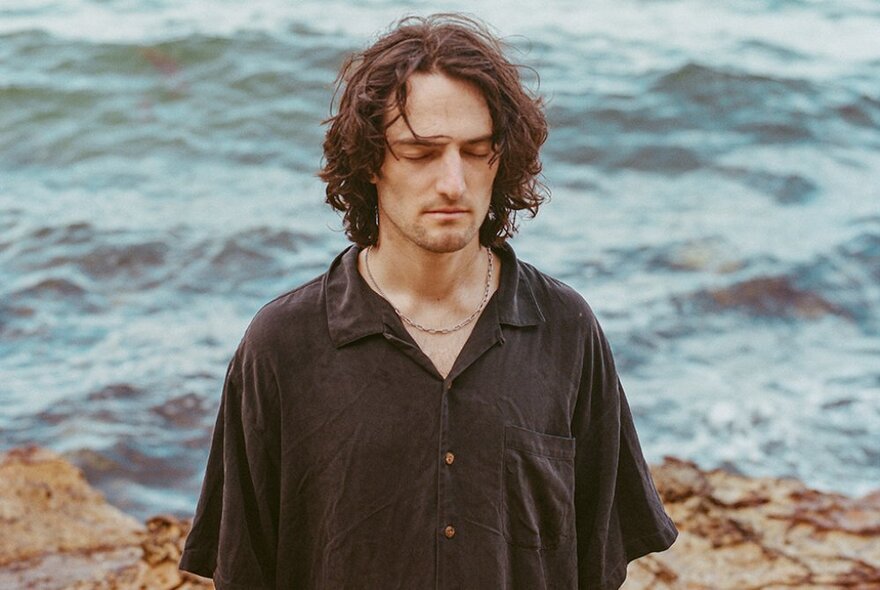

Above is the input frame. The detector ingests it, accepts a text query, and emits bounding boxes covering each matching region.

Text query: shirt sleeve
[571,316,678,590]
[179,344,281,590]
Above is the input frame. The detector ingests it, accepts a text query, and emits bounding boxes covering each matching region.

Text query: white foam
[3,0,879,77]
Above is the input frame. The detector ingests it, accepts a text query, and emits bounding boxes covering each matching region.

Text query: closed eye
[464,151,492,159]
[463,139,495,159]
[401,151,436,161]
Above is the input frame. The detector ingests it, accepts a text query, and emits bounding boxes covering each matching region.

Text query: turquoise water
[1,0,879,519]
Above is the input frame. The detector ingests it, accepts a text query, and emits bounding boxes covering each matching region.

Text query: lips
[425,208,468,215]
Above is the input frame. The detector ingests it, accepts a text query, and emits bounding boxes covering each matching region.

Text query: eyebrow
[389,134,494,147]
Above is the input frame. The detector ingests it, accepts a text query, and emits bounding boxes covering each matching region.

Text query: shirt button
[443,525,456,539]
[444,452,455,465]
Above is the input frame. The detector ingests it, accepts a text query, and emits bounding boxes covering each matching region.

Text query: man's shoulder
[256,272,326,319]
[240,272,328,354]
[515,258,599,327]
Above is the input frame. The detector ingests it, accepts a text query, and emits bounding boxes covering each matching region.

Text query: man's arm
[571,314,678,590]
[179,344,281,590]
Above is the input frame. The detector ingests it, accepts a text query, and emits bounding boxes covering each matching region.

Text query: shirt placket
[434,320,504,589]
[436,376,457,589]
[377,293,505,590]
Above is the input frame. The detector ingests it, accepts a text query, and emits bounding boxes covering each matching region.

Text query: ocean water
[1,0,878,520]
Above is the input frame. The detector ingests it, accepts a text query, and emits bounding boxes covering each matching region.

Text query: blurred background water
[1,0,878,520]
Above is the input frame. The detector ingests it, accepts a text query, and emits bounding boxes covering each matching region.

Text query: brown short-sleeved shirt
[179,244,677,590]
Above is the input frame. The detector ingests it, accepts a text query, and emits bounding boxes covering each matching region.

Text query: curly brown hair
[320,13,549,247]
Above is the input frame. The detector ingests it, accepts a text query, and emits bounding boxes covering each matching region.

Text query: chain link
[364,246,493,334]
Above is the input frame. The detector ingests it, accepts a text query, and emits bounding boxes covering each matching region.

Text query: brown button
[444,452,455,465]
[443,525,456,539]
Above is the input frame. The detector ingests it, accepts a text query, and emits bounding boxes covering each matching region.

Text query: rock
[1,448,878,589]
[0,446,143,567]
[0,447,212,590]
[701,276,846,319]
[623,457,880,589]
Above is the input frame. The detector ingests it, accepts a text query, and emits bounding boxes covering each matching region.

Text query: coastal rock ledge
[0,448,878,589]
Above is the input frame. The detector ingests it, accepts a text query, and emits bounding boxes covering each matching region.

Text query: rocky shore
[1,447,877,589]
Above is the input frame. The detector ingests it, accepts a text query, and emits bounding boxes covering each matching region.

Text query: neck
[366,241,485,301]
[359,236,502,336]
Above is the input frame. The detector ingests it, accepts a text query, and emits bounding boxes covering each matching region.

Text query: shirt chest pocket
[501,424,576,550]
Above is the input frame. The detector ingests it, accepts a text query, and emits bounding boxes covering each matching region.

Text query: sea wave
[2,0,878,519]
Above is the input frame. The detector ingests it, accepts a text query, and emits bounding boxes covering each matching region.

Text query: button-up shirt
[179,244,677,589]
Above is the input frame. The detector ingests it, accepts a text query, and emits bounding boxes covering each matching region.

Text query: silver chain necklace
[364,246,493,335]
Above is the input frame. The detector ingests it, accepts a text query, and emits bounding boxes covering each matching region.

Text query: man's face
[372,72,498,254]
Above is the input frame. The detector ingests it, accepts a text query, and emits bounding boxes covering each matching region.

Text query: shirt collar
[493,242,545,327]
[325,243,544,348]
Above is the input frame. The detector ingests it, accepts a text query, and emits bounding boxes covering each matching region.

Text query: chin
[417,233,477,254]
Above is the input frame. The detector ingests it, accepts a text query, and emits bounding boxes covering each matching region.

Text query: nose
[436,151,466,200]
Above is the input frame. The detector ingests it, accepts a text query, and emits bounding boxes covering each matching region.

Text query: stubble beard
[399,218,482,254]
[378,204,484,255]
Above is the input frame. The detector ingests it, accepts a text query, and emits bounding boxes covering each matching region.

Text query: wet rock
[651,238,745,274]
[701,275,846,319]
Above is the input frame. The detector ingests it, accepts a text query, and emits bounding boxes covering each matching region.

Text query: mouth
[425,208,469,217]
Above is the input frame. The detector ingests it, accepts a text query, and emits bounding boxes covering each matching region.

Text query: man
[180,14,677,590]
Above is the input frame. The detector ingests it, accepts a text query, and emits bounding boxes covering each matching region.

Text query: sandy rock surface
[623,457,880,589]
[1,448,878,589]
[0,447,212,590]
